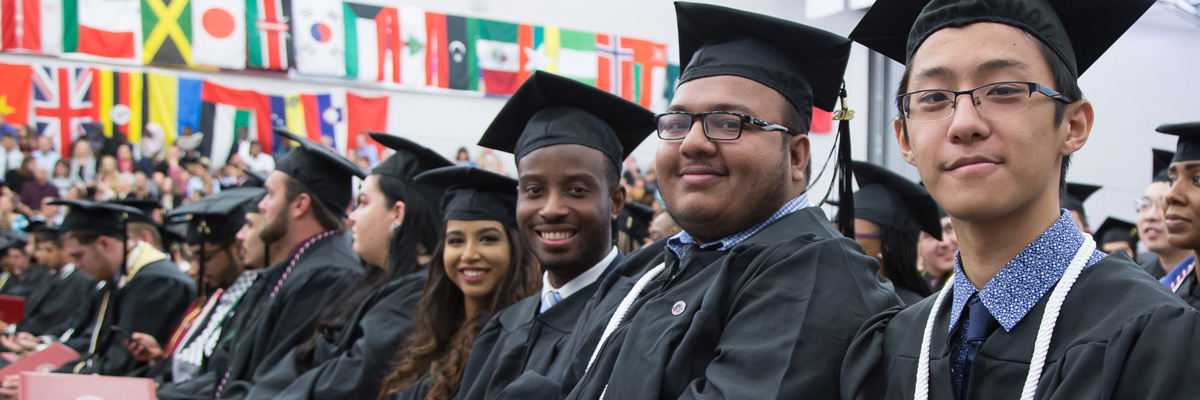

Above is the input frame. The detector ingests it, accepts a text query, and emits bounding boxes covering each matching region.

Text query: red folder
[0,295,25,325]
[0,343,80,380]
[20,371,156,400]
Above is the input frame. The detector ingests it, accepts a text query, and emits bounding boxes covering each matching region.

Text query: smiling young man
[544,3,898,399]
[841,0,1200,399]
[1159,122,1200,309]
[458,71,655,399]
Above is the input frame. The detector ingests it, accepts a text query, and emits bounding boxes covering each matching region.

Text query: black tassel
[834,83,855,238]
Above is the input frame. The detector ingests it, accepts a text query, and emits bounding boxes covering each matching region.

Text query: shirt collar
[666,192,809,257]
[58,263,75,280]
[948,210,1106,332]
[1159,254,1195,288]
[541,246,617,301]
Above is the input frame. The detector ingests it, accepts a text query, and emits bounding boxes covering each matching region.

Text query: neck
[463,296,483,324]
[1160,247,1193,273]
[282,219,329,256]
[546,245,611,289]
[954,201,1061,290]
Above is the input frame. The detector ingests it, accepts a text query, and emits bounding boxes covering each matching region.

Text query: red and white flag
[0,0,64,54]
[32,65,94,158]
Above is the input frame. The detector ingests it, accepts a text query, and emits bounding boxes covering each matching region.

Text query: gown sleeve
[839,306,906,400]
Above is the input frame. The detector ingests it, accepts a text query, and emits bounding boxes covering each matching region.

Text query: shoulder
[292,233,363,277]
[132,259,193,287]
[495,294,539,330]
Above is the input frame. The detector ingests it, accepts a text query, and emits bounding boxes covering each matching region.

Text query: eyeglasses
[1135,196,1166,213]
[654,111,793,141]
[181,246,228,263]
[897,81,1073,122]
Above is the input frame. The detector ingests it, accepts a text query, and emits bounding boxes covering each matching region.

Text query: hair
[127,222,162,250]
[377,223,540,400]
[896,30,1082,194]
[293,175,443,372]
[879,225,932,298]
[281,174,345,232]
[63,230,106,245]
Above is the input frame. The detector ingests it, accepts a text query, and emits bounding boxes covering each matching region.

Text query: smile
[540,231,575,241]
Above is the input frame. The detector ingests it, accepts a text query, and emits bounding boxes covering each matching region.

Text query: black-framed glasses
[897,81,1073,122]
[654,111,793,141]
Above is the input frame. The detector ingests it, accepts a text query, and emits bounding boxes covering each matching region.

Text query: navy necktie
[960,294,1000,398]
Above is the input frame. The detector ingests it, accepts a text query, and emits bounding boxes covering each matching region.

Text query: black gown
[1174,268,1200,310]
[556,207,900,399]
[15,266,94,336]
[235,270,427,400]
[894,285,927,306]
[456,254,622,400]
[1137,251,1167,280]
[840,252,1200,400]
[0,266,51,297]
[159,232,363,400]
[57,258,197,376]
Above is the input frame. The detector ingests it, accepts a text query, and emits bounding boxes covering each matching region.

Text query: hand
[124,332,164,362]
[0,374,18,399]
[0,333,38,356]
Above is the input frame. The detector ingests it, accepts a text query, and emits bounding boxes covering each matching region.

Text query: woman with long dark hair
[850,161,940,305]
[379,166,540,400]
[223,134,452,400]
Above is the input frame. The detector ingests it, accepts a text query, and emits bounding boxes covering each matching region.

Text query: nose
[946,94,991,144]
[1165,177,1187,211]
[678,117,717,158]
[538,190,568,221]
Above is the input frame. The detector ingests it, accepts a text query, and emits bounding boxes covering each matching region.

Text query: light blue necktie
[540,290,562,313]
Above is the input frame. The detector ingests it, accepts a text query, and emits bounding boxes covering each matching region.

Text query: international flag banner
[424,12,474,90]
[517,24,558,83]
[0,63,33,126]
[342,3,399,83]
[32,65,93,158]
[345,92,386,157]
[201,81,269,161]
[664,62,679,103]
[191,0,246,69]
[475,19,519,96]
[290,0,344,76]
[141,0,193,66]
[617,36,667,108]
[146,73,202,146]
[297,91,346,152]
[247,0,292,70]
[71,0,142,61]
[90,68,146,142]
[594,33,630,95]
[398,7,425,87]
[557,29,597,86]
[1,0,64,54]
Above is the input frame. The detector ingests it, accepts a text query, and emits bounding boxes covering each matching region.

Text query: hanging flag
[398,7,425,87]
[200,81,268,164]
[343,3,399,83]
[557,29,597,86]
[90,68,145,142]
[247,0,292,70]
[0,63,32,126]
[517,24,558,83]
[72,0,142,61]
[1,0,64,54]
[424,13,474,90]
[298,91,346,152]
[32,65,93,158]
[146,73,202,146]
[345,92,386,156]
[290,0,343,76]
[476,19,519,96]
[141,0,193,66]
[664,62,679,103]
[191,0,246,69]
[594,33,630,95]
[618,37,667,108]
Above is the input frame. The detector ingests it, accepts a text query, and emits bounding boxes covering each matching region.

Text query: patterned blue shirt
[1159,255,1195,288]
[947,210,1107,391]
[666,193,809,258]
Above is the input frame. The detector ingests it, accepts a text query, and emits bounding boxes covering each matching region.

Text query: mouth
[944,155,1003,173]
[534,226,578,246]
[679,165,727,185]
[1165,213,1192,232]
[459,267,492,284]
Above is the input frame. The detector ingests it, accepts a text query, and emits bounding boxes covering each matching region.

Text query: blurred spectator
[158,177,180,211]
[138,123,166,176]
[234,126,253,157]
[176,126,203,167]
[50,160,73,197]
[242,141,274,174]
[158,146,185,190]
[113,173,135,199]
[186,157,217,199]
[116,143,135,173]
[131,172,155,199]
[476,148,507,176]
[0,126,24,181]
[4,158,34,193]
[97,155,118,190]
[0,196,27,232]
[38,198,63,226]
[319,136,334,150]
[30,136,59,174]
[218,163,243,189]
[18,166,55,213]
[354,134,378,167]
[69,139,97,183]
[455,147,475,166]
[17,125,34,153]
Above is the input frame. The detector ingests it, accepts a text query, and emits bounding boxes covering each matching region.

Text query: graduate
[0,231,48,298]
[1159,122,1200,309]
[157,129,365,400]
[378,166,541,400]
[122,188,263,384]
[231,133,450,399]
[459,71,654,400]
[1093,217,1138,259]
[841,0,1200,399]
[1138,149,1190,279]
[1060,182,1099,233]
[553,3,899,399]
[851,161,940,305]
[917,208,957,291]
[9,224,94,337]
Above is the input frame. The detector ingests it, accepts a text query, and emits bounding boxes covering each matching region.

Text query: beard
[259,211,289,246]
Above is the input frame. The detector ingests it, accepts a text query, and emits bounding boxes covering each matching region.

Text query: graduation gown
[840,253,1200,400]
[236,270,426,400]
[0,266,51,297]
[894,285,926,306]
[557,207,900,399]
[389,373,434,400]
[59,256,198,376]
[203,232,363,399]
[1137,252,1167,280]
[457,254,622,400]
[1174,268,1200,310]
[16,266,94,336]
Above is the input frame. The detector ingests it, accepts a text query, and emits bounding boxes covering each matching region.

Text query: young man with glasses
[1137,149,1191,279]
[842,0,1200,399]
[551,3,900,399]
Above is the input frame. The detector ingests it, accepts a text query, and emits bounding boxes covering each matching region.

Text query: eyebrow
[1170,162,1200,173]
[476,227,502,235]
[667,103,757,115]
[521,173,600,183]
[913,66,954,83]
[977,58,1032,74]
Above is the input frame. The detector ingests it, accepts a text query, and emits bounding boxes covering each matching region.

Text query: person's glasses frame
[654,111,794,141]
[896,81,1073,122]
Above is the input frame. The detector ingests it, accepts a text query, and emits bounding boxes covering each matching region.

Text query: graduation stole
[1169,262,1195,293]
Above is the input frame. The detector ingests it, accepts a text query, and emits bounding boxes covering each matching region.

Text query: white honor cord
[585,263,667,375]
[914,236,1095,400]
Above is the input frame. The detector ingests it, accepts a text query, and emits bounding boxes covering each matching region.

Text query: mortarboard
[273,128,367,217]
[852,161,942,241]
[241,168,266,188]
[619,202,656,245]
[0,230,28,252]
[1094,217,1138,250]
[48,199,142,239]
[165,188,265,246]
[369,132,454,211]
[1157,122,1200,164]
[111,199,162,226]
[849,0,1156,78]
[1061,182,1100,214]
[414,166,519,229]
[477,71,655,171]
[1152,149,1174,183]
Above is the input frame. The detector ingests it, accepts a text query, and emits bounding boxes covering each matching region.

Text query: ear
[895,118,916,165]
[1060,99,1093,156]
[610,185,627,221]
[391,200,407,227]
[788,134,811,183]
[291,193,311,219]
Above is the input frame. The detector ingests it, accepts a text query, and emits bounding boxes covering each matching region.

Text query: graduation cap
[476,71,655,171]
[1152,149,1174,183]
[619,202,656,244]
[166,188,265,246]
[241,168,267,188]
[1094,217,1138,252]
[48,199,142,239]
[851,161,942,242]
[0,230,28,252]
[273,128,367,217]
[414,166,519,229]
[1061,182,1100,215]
[849,0,1156,78]
[1157,122,1200,164]
[111,199,161,225]
[368,132,455,211]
